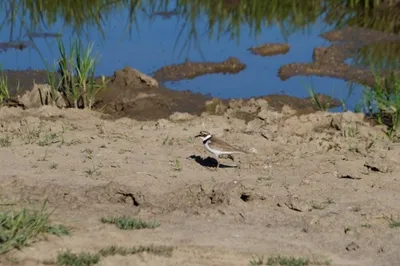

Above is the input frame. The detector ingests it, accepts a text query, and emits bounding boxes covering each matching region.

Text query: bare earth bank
[0,103,399,266]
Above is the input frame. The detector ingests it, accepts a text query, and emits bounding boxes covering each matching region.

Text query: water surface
[1,0,399,111]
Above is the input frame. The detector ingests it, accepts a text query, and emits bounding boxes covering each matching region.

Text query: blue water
[0,4,364,111]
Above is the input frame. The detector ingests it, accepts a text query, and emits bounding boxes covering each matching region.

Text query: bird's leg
[211,156,220,171]
[220,154,238,168]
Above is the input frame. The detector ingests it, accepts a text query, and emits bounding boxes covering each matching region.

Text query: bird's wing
[211,137,247,153]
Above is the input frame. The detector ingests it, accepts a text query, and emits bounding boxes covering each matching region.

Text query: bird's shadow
[188,155,237,169]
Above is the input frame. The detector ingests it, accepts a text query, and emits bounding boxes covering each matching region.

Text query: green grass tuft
[389,220,400,228]
[100,216,160,230]
[55,245,173,266]
[249,254,331,266]
[0,74,10,103]
[98,245,173,257]
[56,250,100,266]
[363,71,400,140]
[0,202,69,254]
[267,255,310,266]
[48,38,108,110]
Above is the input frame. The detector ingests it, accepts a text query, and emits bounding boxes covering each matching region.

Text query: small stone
[257,109,269,120]
[334,160,364,180]
[294,122,314,136]
[18,83,67,109]
[244,118,264,134]
[249,147,258,154]
[154,119,171,129]
[281,105,296,116]
[284,197,312,212]
[248,98,257,106]
[228,99,244,109]
[346,242,360,251]
[364,157,393,173]
[256,99,269,109]
[260,129,274,140]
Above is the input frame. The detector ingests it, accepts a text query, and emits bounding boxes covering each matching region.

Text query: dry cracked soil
[0,98,400,266]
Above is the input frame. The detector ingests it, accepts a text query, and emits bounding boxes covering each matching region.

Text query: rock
[257,109,268,120]
[334,160,365,180]
[295,122,314,136]
[364,156,393,173]
[281,116,314,136]
[228,99,244,110]
[342,111,365,123]
[260,110,282,123]
[281,105,296,116]
[260,128,274,141]
[331,112,365,131]
[244,118,264,134]
[169,112,196,122]
[248,98,257,106]
[256,98,269,110]
[18,83,67,109]
[284,197,312,212]
[113,66,159,88]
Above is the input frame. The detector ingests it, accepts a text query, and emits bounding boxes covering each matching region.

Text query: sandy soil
[0,102,400,266]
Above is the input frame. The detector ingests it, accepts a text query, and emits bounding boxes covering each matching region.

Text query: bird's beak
[195,134,201,138]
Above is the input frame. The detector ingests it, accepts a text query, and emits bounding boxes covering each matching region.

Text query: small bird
[195,130,247,170]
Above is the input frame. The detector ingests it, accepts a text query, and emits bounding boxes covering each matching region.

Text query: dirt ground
[0,92,400,265]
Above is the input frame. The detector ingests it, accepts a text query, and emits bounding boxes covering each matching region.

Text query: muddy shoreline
[2,63,341,122]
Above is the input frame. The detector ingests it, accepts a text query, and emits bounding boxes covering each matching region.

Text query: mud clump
[0,41,31,52]
[92,67,211,121]
[18,83,67,109]
[248,43,290,57]
[153,56,246,82]
[111,66,159,88]
[278,26,400,87]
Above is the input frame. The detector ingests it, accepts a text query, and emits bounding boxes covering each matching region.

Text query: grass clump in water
[0,73,10,103]
[100,215,160,230]
[363,71,400,140]
[47,38,108,110]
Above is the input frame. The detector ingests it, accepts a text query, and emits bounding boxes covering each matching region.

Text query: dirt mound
[153,56,246,82]
[248,43,290,57]
[152,180,266,213]
[278,26,400,87]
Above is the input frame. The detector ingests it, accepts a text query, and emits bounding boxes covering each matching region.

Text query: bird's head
[195,131,211,141]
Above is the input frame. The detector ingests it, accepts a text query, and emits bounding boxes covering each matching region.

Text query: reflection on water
[1,0,400,110]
